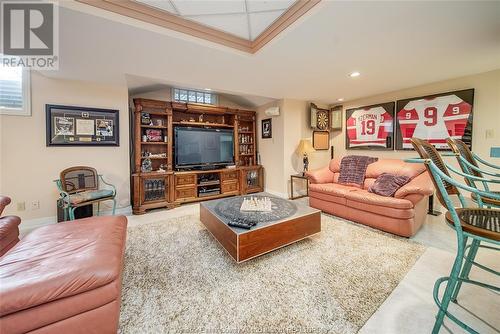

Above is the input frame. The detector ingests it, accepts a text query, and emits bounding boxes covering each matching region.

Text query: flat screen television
[174,127,235,170]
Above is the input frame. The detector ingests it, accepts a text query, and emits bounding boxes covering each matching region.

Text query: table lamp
[296,139,316,175]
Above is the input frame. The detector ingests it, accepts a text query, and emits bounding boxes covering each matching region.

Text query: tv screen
[174,127,234,168]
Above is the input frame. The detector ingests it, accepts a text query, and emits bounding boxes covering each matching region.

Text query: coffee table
[200,193,321,263]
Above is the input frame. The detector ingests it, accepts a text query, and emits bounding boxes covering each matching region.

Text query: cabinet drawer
[221,170,239,182]
[222,181,239,193]
[176,187,196,199]
[175,174,196,186]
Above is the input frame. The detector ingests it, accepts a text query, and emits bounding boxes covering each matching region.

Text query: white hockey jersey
[397,95,472,149]
[347,107,393,147]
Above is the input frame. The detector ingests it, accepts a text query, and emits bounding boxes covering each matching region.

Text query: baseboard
[19,205,132,234]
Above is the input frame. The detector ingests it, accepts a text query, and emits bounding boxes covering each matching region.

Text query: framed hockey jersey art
[345,102,395,150]
[395,89,474,150]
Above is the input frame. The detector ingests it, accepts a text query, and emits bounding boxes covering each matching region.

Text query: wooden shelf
[239,143,254,145]
[141,157,167,160]
[238,131,254,134]
[141,142,167,145]
[141,125,167,129]
[240,153,254,156]
[140,111,168,116]
[173,121,234,128]
[137,171,170,176]
[197,181,221,187]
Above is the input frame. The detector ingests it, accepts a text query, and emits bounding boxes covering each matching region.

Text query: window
[173,88,217,105]
[0,60,31,116]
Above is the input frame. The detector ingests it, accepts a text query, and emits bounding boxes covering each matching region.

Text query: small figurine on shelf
[199,114,204,122]
[158,164,166,172]
[141,113,152,125]
[141,158,152,173]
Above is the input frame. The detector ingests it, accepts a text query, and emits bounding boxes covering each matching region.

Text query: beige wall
[257,100,286,195]
[0,72,130,222]
[257,99,331,197]
[336,69,500,163]
[257,69,500,196]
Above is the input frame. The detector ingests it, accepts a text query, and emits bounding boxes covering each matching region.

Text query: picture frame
[395,89,474,150]
[46,104,119,146]
[330,105,342,130]
[261,118,272,139]
[345,101,395,150]
[312,131,329,150]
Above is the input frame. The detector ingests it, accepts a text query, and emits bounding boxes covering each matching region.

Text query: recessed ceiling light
[349,71,361,78]
[204,88,212,91]
[337,98,344,102]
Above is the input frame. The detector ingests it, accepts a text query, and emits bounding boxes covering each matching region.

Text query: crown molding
[74,0,321,54]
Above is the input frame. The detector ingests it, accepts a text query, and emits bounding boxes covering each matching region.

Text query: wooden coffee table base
[200,204,321,263]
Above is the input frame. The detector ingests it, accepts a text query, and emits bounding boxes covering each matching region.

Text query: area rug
[119,214,425,334]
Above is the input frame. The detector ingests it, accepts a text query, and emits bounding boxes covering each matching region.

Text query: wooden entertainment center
[131,98,264,214]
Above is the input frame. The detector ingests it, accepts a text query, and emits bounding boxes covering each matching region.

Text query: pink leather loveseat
[0,196,128,334]
[306,158,434,237]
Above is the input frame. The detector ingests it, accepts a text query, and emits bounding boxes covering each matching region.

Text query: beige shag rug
[119,214,425,333]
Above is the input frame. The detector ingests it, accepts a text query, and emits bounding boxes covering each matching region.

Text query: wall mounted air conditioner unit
[264,106,280,116]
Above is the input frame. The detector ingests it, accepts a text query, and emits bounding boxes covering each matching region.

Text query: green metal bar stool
[447,138,500,209]
[408,138,500,334]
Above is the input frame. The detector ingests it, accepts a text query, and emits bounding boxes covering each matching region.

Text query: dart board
[316,109,329,130]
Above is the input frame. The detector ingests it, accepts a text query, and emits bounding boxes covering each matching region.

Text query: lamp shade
[296,139,315,156]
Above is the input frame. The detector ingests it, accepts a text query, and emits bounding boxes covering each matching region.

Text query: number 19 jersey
[347,107,393,147]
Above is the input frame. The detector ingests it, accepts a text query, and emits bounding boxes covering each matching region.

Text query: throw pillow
[369,173,410,197]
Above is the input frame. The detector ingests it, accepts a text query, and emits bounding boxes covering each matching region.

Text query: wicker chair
[409,138,500,334]
[55,166,116,221]
[446,138,500,208]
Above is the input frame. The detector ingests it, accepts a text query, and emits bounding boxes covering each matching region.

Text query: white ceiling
[135,0,296,40]
[50,1,500,105]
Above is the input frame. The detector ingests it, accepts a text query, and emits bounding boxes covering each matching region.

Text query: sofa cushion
[0,196,11,216]
[309,183,358,198]
[345,189,414,209]
[0,216,20,257]
[0,215,127,317]
[369,173,411,197]
[329,158,341,173]
[69,189,114,205]
[365,159,426,179]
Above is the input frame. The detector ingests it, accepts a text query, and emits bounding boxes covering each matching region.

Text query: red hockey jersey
[397,95,472,149]
[347,107,393,147]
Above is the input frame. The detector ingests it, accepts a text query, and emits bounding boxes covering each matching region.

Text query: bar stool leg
[432,247,464,333]
[452,239,480,302]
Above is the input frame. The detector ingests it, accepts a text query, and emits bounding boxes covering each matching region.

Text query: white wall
[0,72,130,224]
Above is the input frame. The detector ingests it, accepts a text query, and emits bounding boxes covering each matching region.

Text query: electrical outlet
[17,202,26,211]
[30,200,40,210]
[485,129,495,139]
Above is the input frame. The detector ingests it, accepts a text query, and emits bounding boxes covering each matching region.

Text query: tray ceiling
[135,0,295,40]
[75,0,320,53]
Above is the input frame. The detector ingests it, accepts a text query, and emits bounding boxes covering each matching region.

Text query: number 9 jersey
[397,95,472,149]
[347,107,393,147]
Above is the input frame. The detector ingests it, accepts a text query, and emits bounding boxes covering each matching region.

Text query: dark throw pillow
[369,173,410,197]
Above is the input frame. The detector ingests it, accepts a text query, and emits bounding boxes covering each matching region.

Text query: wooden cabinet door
[241,167,263,194]
[140,176,169,205]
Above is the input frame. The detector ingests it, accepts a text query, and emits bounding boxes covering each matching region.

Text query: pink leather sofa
[306,158,434,237]
[0,196,127,334]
